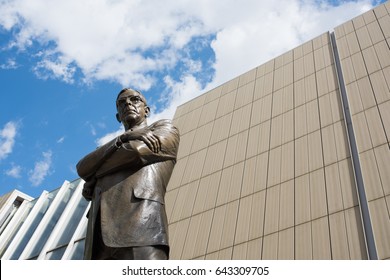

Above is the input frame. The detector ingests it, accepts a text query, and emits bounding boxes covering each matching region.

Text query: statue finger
[149,135,159,153]
[154,134,161,152]
[141,135,154,151]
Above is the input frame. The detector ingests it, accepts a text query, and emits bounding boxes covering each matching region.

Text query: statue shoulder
[149,119,180,146]
[151,119,173,126]
[150,119,179,133]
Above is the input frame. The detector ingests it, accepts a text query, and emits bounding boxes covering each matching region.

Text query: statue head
[116,88,150,130]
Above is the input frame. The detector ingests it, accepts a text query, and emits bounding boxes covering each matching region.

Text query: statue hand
[121,127,161,153]
[82,180,95,201]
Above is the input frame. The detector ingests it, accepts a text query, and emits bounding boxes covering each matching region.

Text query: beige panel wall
[334,1,390,260]
[167,1,390,260]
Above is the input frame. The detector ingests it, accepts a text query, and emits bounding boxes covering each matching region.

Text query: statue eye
[130,96,142,103]
[117,96,143,107]
[118,99,126,106]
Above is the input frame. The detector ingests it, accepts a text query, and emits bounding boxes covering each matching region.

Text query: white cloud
[5,164,22,178]
[84,121,97,136]
[90,125,97,136]
[0,121,18,160]
[149,74,203,124]
[33,57,76,84]
[207,0,377,88]
[28,150,52,186]
[0,58,18,69]
[0,0,381,141]
[57,136,65,144]
[96,126,123,147]
[0,1,379,87]
[0,0,212,89]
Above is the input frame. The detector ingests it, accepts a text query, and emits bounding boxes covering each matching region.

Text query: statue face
[116,90,149,128]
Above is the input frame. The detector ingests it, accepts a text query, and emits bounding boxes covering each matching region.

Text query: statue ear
[145,106,150,118]
[116,113,121,123]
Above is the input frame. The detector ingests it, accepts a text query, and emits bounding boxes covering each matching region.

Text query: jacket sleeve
[93,119,179,178]
[76,137,121,180]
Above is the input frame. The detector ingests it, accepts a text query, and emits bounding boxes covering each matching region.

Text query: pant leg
[91,208,169,260]
[112,245,169,260]
[90,212,115,260]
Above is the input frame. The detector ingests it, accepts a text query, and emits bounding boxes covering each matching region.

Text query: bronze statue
[76,88,179,260]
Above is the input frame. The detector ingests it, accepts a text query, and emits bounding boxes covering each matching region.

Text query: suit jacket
[76,119,179,259]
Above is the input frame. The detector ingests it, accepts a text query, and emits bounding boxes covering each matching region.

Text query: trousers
[90,211,168,260]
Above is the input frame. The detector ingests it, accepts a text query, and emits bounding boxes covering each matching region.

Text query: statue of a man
[76,88,179,260]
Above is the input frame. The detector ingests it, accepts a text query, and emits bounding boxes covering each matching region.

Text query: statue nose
[124,98,134,107]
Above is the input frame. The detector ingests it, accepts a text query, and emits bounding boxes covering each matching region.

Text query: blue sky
[0,0,386,198]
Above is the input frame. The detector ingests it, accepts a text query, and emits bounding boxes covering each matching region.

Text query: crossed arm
[76,120,179,181]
